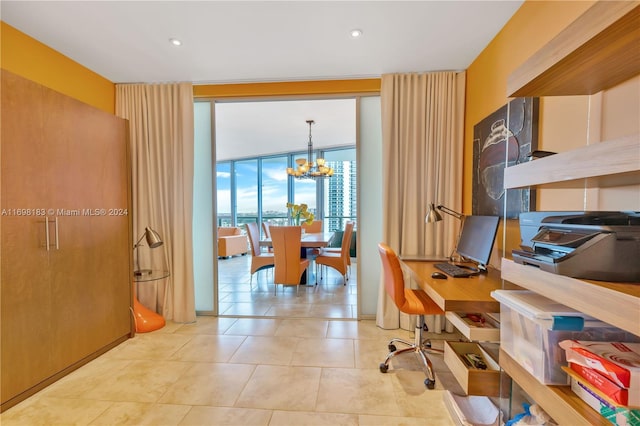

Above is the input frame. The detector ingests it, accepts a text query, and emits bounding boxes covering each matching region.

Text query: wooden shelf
[504,134,640,189]
[501,2,640,422]
[507,2,640,97]
[501,259,640,336]
[500,349,609,426]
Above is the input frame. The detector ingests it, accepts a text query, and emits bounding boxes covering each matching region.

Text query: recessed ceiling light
[350,29,362,38]
[169,38,182,46]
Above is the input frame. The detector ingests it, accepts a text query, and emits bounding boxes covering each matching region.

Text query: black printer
[513,211,640,282]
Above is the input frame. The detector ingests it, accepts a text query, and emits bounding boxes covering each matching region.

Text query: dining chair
[261,221,274,252]
[377,242,444,389]
[314,221,354,285]
[301,220,322,233]
[245,222,274,288]
[320,226,352,277]
[270,226,310,295]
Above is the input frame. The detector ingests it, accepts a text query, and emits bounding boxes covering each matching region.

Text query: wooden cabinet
[1,70,133,411]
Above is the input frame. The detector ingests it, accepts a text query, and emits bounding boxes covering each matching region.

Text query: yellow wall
[464,0,594,214]
[465,0,639,263]
[1,22,115,113]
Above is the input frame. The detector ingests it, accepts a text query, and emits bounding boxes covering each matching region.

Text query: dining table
[259,231,335,284]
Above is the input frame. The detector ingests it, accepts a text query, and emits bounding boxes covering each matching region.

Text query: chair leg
[378,315,442,390]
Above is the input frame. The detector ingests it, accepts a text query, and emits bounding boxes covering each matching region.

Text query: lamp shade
[425,203,443,223]
[144,227,163,248]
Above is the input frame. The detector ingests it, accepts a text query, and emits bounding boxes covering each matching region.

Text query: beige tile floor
[217,254,358,319]
[1,317,462,425]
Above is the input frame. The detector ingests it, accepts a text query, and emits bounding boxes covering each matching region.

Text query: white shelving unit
[500,2,640,423]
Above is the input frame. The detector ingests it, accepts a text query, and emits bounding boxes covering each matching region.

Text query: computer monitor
[456,215,500,271]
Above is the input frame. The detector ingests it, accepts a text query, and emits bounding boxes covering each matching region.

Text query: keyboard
[434,263,478,278]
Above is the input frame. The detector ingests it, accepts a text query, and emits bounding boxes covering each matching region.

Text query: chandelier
[287,120,334,179]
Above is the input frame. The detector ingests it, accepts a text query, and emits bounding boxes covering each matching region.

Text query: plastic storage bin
[491,290,636,385]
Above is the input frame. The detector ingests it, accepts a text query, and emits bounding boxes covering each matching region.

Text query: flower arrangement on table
[287,203,315,226]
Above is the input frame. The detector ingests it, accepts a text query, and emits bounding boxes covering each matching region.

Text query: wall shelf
[504,133,640,189]
[501,259,640,337]
[507,2,640,97]
[500,349,610,426]
[500,1,640,423]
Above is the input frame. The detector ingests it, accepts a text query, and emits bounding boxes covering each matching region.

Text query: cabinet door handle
[55,216,59,250]
[45,216,50,251]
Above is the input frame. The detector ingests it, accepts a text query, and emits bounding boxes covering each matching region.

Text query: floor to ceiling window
[323,148,357,231]
[234,159,259,230]
[216,161,232,227]
[261,156,289,228]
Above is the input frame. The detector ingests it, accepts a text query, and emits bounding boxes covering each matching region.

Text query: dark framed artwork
[472,97,539,218]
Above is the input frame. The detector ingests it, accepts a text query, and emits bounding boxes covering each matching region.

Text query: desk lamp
[426,203,465,261]
[134,226,163,276]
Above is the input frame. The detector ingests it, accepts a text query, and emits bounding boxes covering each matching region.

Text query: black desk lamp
[426,203,465,261]
[134,226,163,276]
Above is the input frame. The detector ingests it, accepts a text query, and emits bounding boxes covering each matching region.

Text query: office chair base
[378,319,443,390]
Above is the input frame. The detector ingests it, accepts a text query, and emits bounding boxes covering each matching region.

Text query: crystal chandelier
[287,120,334,179]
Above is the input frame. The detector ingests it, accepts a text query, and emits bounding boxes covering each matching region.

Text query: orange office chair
[377,242,444,389]
[301,220,322,233]
[315,221,354,285]
[245,222,274,287]
[270,226,310,295]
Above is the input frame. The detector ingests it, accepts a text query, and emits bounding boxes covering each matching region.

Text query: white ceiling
[214,98,357,161]
[1,0,523,85]
[2,1,523,160]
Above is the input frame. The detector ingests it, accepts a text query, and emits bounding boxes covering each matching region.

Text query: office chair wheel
[379,363,389,373]
[388,344,397,352]
[424,378,436,389]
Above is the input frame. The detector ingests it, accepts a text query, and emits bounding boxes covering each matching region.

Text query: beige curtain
[376,72,466,330]
[115,83,196,324]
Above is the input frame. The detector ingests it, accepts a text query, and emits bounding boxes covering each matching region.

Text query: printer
[513,211,640,282]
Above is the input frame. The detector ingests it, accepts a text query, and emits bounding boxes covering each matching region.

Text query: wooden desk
[400,260,511,313]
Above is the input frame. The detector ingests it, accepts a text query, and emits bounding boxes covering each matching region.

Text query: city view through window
[216,148,356,235]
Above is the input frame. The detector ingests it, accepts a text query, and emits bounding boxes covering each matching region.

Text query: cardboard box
[571,362,628,406]
[560,340,640,407]
[565,367,640,426]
